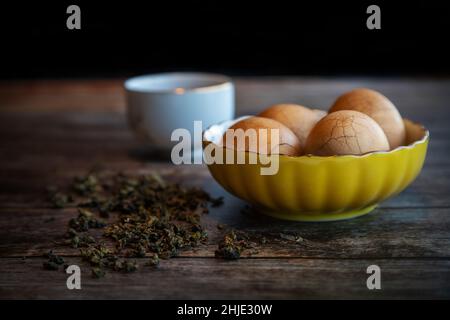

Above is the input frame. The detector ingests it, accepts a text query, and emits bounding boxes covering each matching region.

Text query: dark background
[1,0,449,79]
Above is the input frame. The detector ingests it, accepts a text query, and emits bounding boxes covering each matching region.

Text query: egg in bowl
[202,116,429,221]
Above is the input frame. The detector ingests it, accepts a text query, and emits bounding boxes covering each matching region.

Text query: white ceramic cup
[125,72,235,150]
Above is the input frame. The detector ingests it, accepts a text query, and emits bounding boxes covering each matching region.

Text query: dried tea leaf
[215,231,244,260]
[69,208,106,232]
[146,254,160,267]
[47,186,73,208]
[210,196,224,207]
[72,174,100,196]
[91,267,106,278]
[43,250,65,271]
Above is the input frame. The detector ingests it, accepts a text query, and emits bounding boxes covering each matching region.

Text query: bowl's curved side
[203,119,429,219]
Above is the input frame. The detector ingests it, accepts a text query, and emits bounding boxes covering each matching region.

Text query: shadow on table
[128,146,173,162]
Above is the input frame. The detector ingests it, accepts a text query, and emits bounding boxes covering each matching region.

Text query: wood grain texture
[1,257,449,299]
[1,206,450,259]
[0,78,449,299]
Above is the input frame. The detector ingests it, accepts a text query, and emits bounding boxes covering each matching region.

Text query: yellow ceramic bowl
[203,116,429,221]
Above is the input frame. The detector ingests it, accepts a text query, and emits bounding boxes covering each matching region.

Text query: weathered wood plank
[0,163,448,209]
[1,78,450,117]
[0,80,126,112]
[1,206,449,259]
[0,257,449,299]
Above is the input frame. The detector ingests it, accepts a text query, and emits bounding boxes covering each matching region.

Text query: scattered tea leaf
[47,186,72,208]
[92,267,106,278]
[146,254,160,267]
[72,174,100,196]
[210,196,224,207]
[69,208,106,232]
[215,231,244,260]
[43,250,65,271]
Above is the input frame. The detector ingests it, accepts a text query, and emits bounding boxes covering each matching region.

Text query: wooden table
[0,78,449,299]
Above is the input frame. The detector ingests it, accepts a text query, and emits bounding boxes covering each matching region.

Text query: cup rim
[124,72,233,94]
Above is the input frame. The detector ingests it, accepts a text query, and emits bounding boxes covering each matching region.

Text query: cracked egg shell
[304,110,389,156]
[222,116,302,156]
[258,104,326,148]
[329,88,406,149]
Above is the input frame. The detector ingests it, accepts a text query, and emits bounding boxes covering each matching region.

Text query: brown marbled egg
[329,88,405,149]
[258,104,326,148]
[222,116,302,156]
[304,110,390,156]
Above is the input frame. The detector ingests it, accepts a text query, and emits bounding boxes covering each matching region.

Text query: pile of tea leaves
[47,171,223,278]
